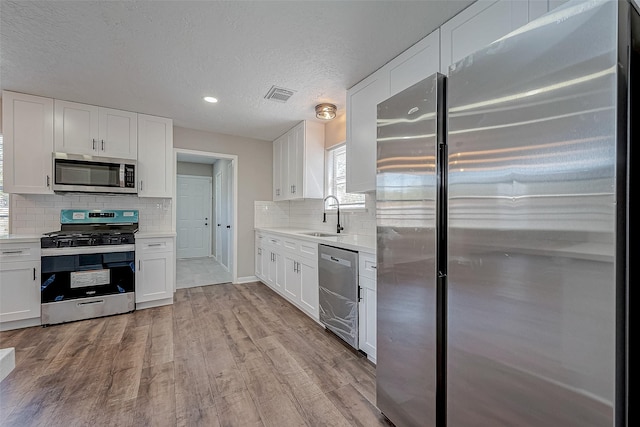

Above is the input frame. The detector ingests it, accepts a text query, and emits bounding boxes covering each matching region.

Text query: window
[0,134,7,234]
[325,143,365,209]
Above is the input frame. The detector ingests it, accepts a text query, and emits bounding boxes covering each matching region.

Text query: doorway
[173,149,238,287]
[176,175,211,259]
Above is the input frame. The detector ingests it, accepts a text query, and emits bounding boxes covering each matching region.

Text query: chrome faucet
[323,195,344,234]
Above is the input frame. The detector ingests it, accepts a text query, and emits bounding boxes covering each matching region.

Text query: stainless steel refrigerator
[376,1,632,426]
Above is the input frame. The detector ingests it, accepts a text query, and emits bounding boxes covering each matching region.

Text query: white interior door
[215,171,222,261]
[176,175,211,259]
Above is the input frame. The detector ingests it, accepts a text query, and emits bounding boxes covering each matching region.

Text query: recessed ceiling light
[203,96,218,103]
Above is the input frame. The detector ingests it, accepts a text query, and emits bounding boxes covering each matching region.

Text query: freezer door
[376,72,445,427]
[447,1,620,426]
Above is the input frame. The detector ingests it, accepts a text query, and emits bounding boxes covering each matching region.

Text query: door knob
[226,225,231,228]
[217,224,221,226]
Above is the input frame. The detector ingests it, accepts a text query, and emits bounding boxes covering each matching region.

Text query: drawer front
[136,238,174,253]
[283,238,298,252]
[359,252,377,280]
[298,241,318,260]
[264,235,282,248]
[0,243,41,263]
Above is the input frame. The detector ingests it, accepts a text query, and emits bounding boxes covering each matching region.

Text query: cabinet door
[137,114,173,198]
[288,123,304,200]
[299,258,319,320]
[284,255,301,301]
[346,72,389,193]
[440,0,529,74]
[136,252,173,303]
[255,245,263,279]
[98,107,137,159]
[273,137,283,200]
[358,275,377,361]
[2,91,54,194]
[265,251,277,287]
[0,261,40,323]
[54,99,99,155]
[388,29,440,97]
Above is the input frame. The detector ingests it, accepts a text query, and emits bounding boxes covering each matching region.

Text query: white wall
[173,126,272,280]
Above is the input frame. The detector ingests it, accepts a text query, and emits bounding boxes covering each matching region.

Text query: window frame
[324,142,366,211]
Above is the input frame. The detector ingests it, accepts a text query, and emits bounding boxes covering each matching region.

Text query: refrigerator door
[447,1,619,426]
[376,72,445,427]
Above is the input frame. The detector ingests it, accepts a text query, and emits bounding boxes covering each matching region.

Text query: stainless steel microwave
[52,152,137,194]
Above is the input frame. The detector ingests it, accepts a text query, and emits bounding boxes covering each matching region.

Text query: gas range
[40,209,139,326]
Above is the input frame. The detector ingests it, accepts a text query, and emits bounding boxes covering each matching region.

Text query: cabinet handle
[139,260,142,271]
[46,175,51,188]
[101,139,105,150]
[139,180,143,191]
[1,250,23,254]
[371,265,377,269]
[358,286,362,302]
[147,243,163,247]
[276,189,280,196]
[33,267,37,281]
[292,185,296,194]
[92,138,96,150]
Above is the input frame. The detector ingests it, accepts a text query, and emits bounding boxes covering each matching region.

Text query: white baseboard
[136,297,173,310]
[0,317,41,332]
[235,275,259,284]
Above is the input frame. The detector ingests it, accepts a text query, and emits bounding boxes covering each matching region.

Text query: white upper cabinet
[347,28,440,193]
[2,91,54,194]
[137,114,173,198]
[272,120,324,201]
[346,72,390,194]
[54,99,137,159]
[388,29,441,97]
[440,0,559,75]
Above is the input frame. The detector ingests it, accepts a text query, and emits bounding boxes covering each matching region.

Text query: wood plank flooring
[0,282,390,427]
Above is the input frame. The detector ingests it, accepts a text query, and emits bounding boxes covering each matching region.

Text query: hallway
[176,257,232,288]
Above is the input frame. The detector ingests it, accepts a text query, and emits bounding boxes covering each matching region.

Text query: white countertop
[255,227,376,253]
[0,234,42,243]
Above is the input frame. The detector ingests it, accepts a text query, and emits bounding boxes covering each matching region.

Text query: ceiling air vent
[264,85,296,103]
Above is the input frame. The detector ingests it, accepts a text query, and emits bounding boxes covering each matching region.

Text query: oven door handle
[77,300,105,306]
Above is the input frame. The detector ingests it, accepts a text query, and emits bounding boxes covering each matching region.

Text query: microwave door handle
[119,164,125,187]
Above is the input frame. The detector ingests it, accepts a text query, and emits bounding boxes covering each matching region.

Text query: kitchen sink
[300,232,338,237]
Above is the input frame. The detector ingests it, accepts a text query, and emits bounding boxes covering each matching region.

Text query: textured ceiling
[0,0,474,142]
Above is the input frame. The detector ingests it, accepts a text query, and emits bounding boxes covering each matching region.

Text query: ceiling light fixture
[203,96,218,103]
[315,103,337,120]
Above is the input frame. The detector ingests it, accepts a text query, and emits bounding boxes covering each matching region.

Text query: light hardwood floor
[0,282,389,427]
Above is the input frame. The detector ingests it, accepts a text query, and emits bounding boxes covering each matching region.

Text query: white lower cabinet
[0,241,42,331]
[135,236,175,308]
[358,251,377,363]
[255,232,319,321]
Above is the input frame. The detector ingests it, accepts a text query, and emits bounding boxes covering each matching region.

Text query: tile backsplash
[10,194,172,234]
[255,194,376,238]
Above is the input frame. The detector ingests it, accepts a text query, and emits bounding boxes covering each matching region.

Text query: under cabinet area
[54,99,138,160]
[1,91,54,194]
[0,241,42,331]
[135,236,175,309]
[272,120,325,201]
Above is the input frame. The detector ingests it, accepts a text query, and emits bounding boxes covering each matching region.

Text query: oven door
[41,249,135,303]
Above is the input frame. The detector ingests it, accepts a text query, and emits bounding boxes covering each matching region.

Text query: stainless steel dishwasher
[318,244,359,349]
